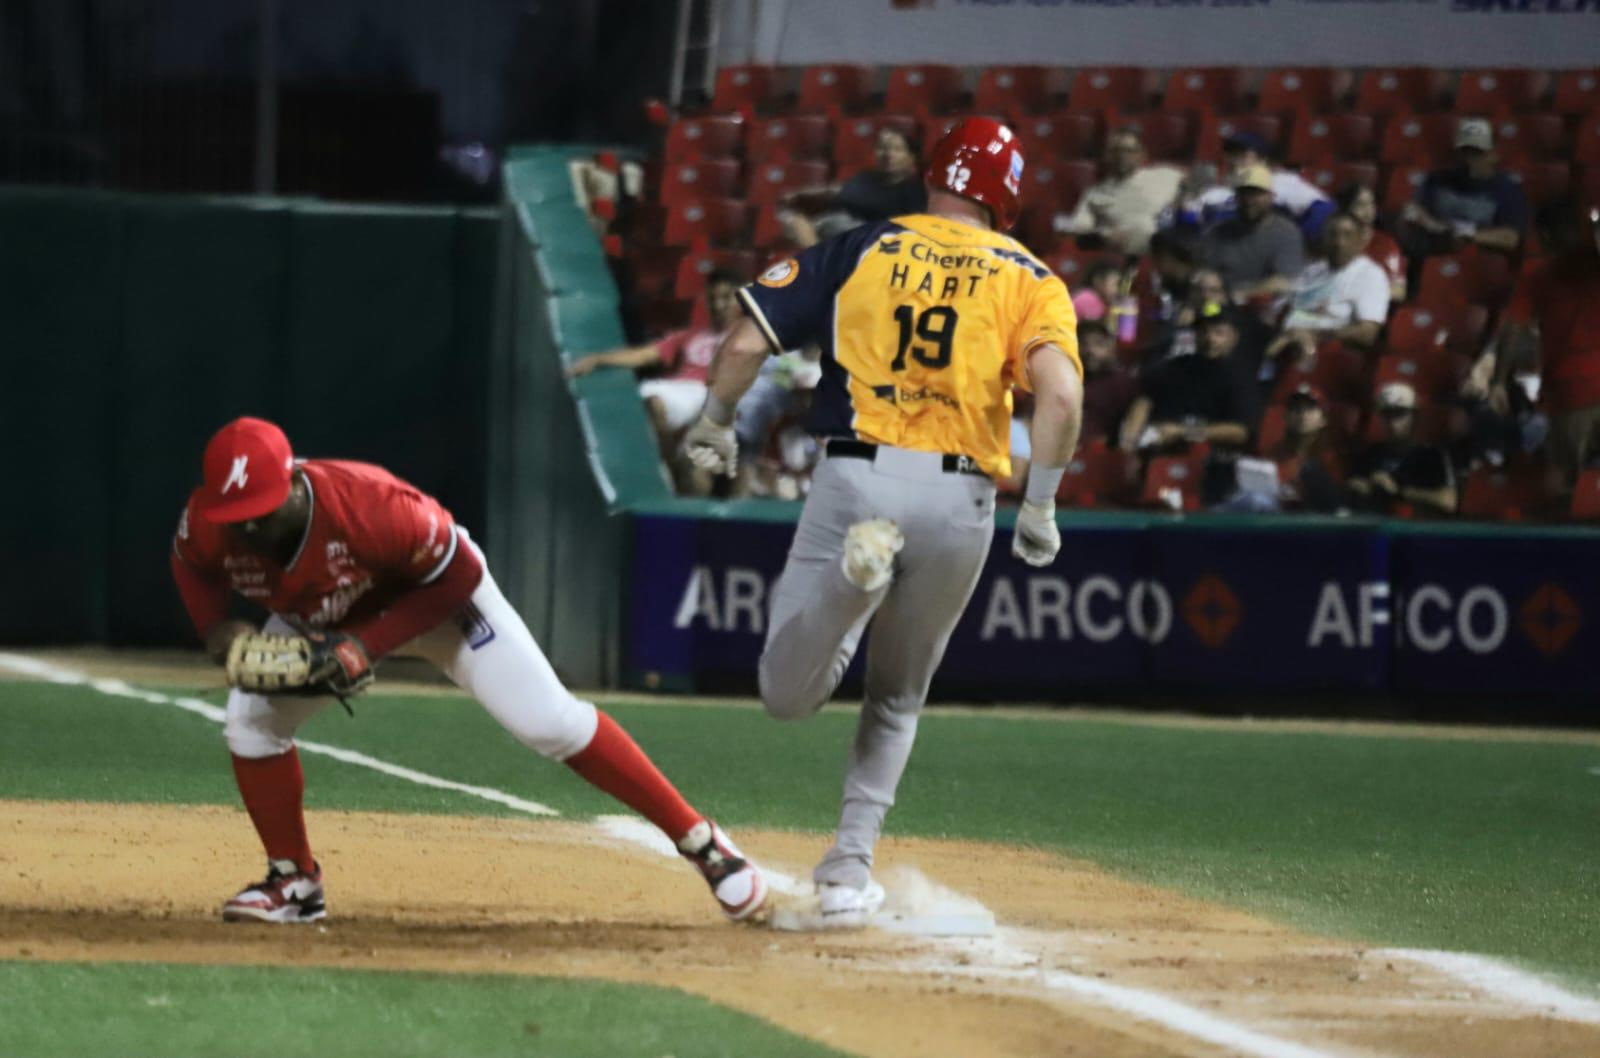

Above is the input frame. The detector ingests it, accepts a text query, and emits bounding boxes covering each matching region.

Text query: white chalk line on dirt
[7,653,1596,1051]
[1379,950,1600,1025]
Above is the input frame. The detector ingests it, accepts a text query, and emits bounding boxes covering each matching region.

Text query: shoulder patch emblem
[758,259,799,288]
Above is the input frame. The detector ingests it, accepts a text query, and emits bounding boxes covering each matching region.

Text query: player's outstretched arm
[683,317,772,477]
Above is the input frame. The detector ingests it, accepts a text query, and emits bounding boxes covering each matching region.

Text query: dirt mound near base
[2,801,1594,1058]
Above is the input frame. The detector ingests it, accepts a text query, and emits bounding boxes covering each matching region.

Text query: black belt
[825,438,988,478]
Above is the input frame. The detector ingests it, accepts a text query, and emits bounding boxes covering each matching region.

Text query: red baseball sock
[231,748,316,873]
[564,711,702,843]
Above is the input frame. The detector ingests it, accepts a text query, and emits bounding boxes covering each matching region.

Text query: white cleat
[817,879,886,929]
[842,519,903,592]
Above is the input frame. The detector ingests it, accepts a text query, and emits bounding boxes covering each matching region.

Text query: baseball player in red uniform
[172,417,767,924]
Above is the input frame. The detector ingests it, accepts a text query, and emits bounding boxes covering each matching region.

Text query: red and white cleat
[677,820,769,922]
[222,859,326,924]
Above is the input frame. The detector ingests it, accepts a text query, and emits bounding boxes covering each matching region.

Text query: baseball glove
[225,630,374,700]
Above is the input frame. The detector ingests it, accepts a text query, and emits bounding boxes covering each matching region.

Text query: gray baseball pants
[759,445,995,889]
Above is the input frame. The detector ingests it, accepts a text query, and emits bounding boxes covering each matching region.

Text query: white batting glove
[1012,499,1061,567]
[683,414,738,478]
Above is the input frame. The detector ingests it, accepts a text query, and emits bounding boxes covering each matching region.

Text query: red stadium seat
[1302,162,1380,197]
[975,66,1058,121]
[1288,114,1378,165]
[662,198,749,247]
[658,159,740,207]
[673,249,758,301]
[1461,459,1554,522]
[747,115,832,163]
[1163,67,1243,114]
[1373,349,1467,404]
[886,65,965,115]
[1141,451,1206,512]
[1114,113,1194,162]
[1418,252,1513,309]
[1493,115,1568,163]
[1387,302,1487,358]
[664,116,745,164]
[1381,114,1459,166]
[1576,115,1600,167]
[796,65,875,113]
[1258,68,1345,116]
[1508,161,1573,207]
[1454,69,1549,116]
[744,160,830,206]
[1058,441,1138,507]
[832,114,920,180]
[1022,159,1097,214]
[712,65,782,113]
[1570,468,1600,520]
[636,296,693,335]
[1272,342,1369,406]
[622,245,686,302]
[1356,69,1450,116]
[1553,70,1600,116]
[1382,165,1429,213]
[1016,111,1103,161]
[1196,114,1285,163]
[1068,67,1152,113]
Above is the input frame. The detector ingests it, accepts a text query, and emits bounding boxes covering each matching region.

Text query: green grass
[2,677,1597,986]
[0,961,846,1058]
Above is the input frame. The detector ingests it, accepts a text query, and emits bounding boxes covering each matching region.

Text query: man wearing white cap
[1200,164,1306,303]
[1345,382,1458,515]
[1401,117,1527,257]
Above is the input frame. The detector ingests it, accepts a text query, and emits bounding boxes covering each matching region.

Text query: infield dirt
[3,799,1596,1058]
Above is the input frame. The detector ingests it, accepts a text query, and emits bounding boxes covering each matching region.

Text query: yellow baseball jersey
[739,213,1080,478]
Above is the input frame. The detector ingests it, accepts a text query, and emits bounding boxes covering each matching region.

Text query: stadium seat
[1373,349,1467,404]
[1141,450,1207,512]
[1258,68,1345,116]
[746,115,832,163]
[1381,114,1459,166]
[673,249,759,300]
[1067,67,1151,113]
[1508,161,1573,207]
[1163,67,1243,114]
[1418,252,1513,309]
[1387,302,1487,358]
[1454,69,1549,116]
[662,198,749,247]
[745,160,830,206]
[796,65,875,113]
[713,65,782,113]
[1553,70,1600,116]
[1303,162,1380,197]
[1356,68,1450,116]
[1057,441,1139,508]
[1287,114,1378,165]
[1493,115,1568,163]
[1022,159,1097,214]
[1460,459,1553,522]
[1113,113,1193,162]
[832,114,920,180]
[1015,112,1103,161]
[1570,468,1600,520]
[636,295,693,335]
[1576,115,1600,167]
[975,66,1058,121]
[886,65,965,114]
[1196,114,1285,163]
[1272,342,1369,406]
[1382,165,1428,214]
[664,116,745,164]
[658,159,740,207]
[622,245,686,302]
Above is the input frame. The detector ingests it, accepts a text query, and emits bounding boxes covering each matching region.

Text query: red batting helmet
[925,117,1025,231]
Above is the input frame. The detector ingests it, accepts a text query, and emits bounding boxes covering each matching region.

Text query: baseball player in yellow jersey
[685,117,1084,926]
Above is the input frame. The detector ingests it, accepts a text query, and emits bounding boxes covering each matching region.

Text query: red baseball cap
[195,417,296,524]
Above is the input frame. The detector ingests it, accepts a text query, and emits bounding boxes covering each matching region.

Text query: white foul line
[1380,949,1600,1025]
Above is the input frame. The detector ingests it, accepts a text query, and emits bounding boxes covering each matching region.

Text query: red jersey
[1505,250,1600,413]
[173,460,458,629]
[655,327,724,384]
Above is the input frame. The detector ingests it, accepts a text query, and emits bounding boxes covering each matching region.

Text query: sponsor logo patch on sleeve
[758,259,799,288]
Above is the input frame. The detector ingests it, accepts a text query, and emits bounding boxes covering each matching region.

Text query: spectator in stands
[1072,260,1124,323]
[1055,128,1184,255]
[1137,227,1202,329]
[1267,384,1345,513]
[779,127,926,248]
[1201,165,1306,306]
[1335,182,1407,302]
[1078,320,1139,446]
[567,269,741,494]
[1189,131,1333,241]
[1118,302,1258,454]
[1399,118,1527,258]
[1265,212,1391,371]
[1346,382,1458,515]
[1473,200,1600,489]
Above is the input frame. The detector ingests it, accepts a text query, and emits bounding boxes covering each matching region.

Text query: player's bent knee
[501,694,598,761]
[758,666,824,722]
[223,716,296,758]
